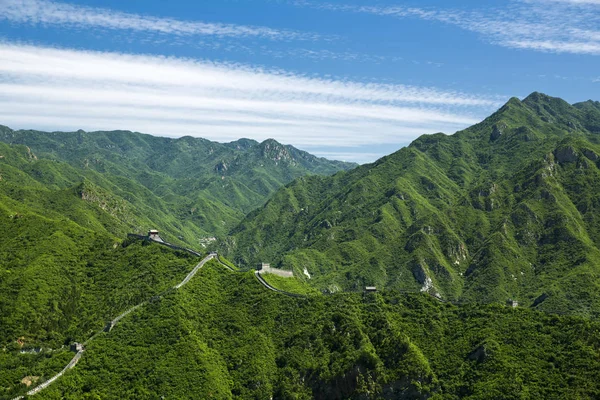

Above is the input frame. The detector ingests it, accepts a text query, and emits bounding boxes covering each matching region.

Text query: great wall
[11,233,301,399]
[11,229,532,398]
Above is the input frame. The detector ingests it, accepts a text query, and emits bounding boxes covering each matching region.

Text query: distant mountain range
[226,92,600,316]
[0,126,355,243]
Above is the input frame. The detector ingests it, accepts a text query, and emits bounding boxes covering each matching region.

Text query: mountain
[226,93,600,315]
[7,256,600,399]
[2,98,600,399]
[0,127,354,397]
[0,126,356,243]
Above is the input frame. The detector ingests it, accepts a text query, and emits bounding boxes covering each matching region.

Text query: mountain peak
[523,91,550,103]
[257,138,293,163]
[259,138,284,147]
[522,91,572,110]
[573,99,600,112]
[225,138,259,151]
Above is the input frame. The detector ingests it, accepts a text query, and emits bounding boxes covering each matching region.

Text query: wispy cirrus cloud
[530,0,600,4]
[293,0,600,55]
[0,42,503,163]
[0,0,318,40]
[0,0,448,67]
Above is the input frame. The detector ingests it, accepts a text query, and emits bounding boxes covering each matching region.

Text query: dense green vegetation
[3,93,600,398]
[0,237,201,399]
[30,261,600,399]
[0,124,355,398]
[227,93,600,315]
[0,349,75,400]
[0,126,355,242]
[260,272,320,295]
[0,210,199,347]
[0,127,354,398]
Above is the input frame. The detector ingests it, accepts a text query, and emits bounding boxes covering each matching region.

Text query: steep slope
[226,93,600,315]
[0,126,356,239]
[0,140,233,246]
[0,126,353,348]
[25,260,600,400]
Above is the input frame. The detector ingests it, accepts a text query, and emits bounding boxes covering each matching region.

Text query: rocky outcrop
[582,149,599,161]
[214,161,228,173]
[554,146,578,163]
[490,123,507,141]
[26,146,37,160]
[411,261,441,297]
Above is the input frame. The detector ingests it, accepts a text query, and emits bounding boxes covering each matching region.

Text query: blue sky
[0,0,598,163]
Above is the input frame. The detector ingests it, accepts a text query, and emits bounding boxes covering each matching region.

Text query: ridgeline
[226,93,600,316]
[2,93,600,398]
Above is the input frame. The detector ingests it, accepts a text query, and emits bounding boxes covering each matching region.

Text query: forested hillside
[0,129,353,399]
[227,93,600,316]
[28,259,600,400]
[3,94,600,399]
[0,126,355,243]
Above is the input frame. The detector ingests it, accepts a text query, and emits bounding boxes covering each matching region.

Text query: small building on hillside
[508,299,519,308]
[365,286,377,292]
[148,229,163,242]
[258,263,294,278]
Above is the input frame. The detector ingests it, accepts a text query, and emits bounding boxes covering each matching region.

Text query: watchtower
[70,342,84,352]
[148,229,163,242]
[258,263,294,278]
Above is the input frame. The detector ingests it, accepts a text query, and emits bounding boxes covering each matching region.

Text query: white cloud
[506,40,600,55]
[296,0,600,56]
[309,151,387,163]
[533,0,600,4]
[0,43,501,161]
[0,0,316,40]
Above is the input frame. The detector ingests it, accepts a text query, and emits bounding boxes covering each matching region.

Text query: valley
[2,93,600,399]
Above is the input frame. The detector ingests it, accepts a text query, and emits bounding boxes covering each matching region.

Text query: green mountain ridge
[0,126,355,243]
[14,254,600,400]
[3,93,600,399]
[0,127,353,398]
[226,92,600,315]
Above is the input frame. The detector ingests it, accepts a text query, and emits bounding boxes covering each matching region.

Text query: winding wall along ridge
[12,350,84,400]
[254,271,307,299]
[13,235,306,399]
[13,238,215,399]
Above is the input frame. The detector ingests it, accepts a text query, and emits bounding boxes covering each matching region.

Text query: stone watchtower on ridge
[258,263,294,278]
[148,229,163,243]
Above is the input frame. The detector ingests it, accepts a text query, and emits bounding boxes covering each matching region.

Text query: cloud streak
[533,0,600,4]
[0,43,502,162]
[294,0,600,55]
[0,0,317,40]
